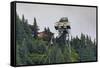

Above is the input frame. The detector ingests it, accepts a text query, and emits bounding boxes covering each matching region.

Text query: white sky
[16,3,96,40]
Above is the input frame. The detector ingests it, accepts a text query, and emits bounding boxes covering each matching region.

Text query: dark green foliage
[44,27,47,32]
[71,33,97,62]
[32,18,39,38]
[43,27,53,42]
[16,14,33,65]
[16,14,97,65]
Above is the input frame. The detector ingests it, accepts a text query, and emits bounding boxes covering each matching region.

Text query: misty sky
[16,3,96,40]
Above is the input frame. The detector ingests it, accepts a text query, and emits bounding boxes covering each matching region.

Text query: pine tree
[32,17,39,38]
[44,27,47,32]
[47,27,50,32]
[22,15,25,23]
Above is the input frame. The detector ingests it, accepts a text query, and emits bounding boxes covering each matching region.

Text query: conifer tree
[44,27,47,32]
[32,17,39,38]
[47,27,50,32]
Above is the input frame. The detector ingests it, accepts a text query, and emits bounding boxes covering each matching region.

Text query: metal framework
[54,17,71,53]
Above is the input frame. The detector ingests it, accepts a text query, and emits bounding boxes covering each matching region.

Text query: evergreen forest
[16,14,97,65]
